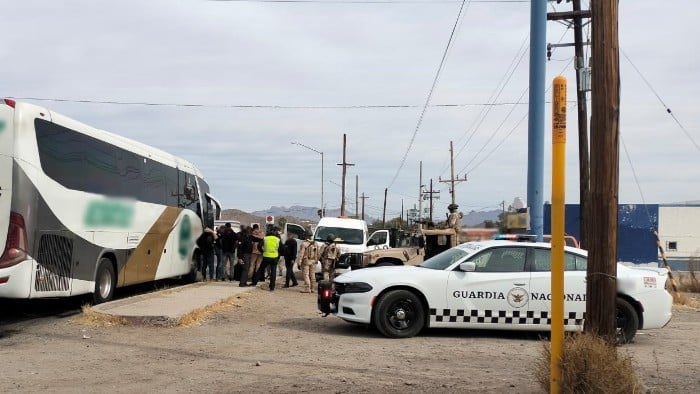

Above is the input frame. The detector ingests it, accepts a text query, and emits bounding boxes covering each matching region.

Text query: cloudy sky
[3,0,699,219]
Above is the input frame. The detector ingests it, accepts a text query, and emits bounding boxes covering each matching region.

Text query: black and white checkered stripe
[429,309,585,326]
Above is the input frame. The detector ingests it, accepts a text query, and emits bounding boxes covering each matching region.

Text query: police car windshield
[314,226,364,245]
[419,248,469,270]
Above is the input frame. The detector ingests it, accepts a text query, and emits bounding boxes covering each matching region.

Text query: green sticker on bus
[84,200,134,228]
[178,214,191,259]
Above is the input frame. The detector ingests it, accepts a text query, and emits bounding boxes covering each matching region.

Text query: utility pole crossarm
[546,10,591,21]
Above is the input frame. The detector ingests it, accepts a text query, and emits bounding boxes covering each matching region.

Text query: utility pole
[401,199,404,229]
[573,0,590,250]
[547,0,592,249]
[418,161,424,228]
[382,188,388,227]
[336,133,354,217]
[423,179,440,224]
[355,175,359,219]
[439,141,468,206]
[360,193,369,221]
[586,0,620,343]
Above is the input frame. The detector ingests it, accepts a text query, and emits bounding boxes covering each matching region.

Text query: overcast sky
[3,0,699,218]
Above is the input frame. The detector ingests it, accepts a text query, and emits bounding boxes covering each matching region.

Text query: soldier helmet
[448,203,459,212]
[325,234,335,243]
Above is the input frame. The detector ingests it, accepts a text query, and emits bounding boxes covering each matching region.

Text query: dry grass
[72,304,128,327]
[677,258,700,293]
[672,292,700,309]
[177,293,248,327]
[534,332,644,394]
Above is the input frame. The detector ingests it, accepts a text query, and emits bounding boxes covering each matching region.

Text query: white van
[313,217,370,276]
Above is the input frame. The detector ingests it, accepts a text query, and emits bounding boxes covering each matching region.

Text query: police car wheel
[373,290,425,338]
[615,298,639,344]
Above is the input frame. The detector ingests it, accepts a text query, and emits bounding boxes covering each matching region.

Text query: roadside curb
[90,282,255,327]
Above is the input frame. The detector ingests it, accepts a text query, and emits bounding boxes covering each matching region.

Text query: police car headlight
[340,282,373,294]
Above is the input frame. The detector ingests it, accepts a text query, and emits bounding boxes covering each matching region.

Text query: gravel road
[1,285,698,393]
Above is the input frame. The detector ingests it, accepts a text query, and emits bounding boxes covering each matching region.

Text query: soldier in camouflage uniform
[319,234,339,282]
[297,235,319,293]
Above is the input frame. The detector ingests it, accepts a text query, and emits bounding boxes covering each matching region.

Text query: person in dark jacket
[196,228,217,280]
[237,227,253,287]
[283,233,298,288]
[219,223,237,281]
[214,227,224,280]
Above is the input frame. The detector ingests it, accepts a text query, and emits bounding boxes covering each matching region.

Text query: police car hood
[335,265,426,284]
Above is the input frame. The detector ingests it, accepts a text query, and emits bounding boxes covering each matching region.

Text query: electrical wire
[386,0,470,189]
[442,33,530,176]
[455,26,573,175]
[620,133,653,224]
[621,50,700,152]
[7,96,559,110]
[463,56,575,175]
[211,0,526,3]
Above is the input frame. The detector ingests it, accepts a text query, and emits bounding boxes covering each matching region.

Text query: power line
[463,56,575,175]
[446,33,530,175]
[211,0,526,3]
[621,50,700,152]
[7,96,570,110]
[386,0,470,190]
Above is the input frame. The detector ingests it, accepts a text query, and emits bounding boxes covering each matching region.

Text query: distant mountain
[462,209,501,227]
[252,205,376,223]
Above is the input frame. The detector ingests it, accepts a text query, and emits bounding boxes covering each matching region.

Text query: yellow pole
[550,75,567,394]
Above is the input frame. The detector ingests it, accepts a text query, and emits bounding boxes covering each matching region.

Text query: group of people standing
[196,223,337,293]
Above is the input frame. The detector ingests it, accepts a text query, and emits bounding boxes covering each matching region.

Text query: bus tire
[93,257,116,304]
[186,251,203,283]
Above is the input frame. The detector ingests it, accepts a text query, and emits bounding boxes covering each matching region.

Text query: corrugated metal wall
[543,204,659,264]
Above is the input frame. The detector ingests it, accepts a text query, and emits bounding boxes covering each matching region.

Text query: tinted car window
[469,247,527,272]
[532,248,587,271]
[419,248,469,270]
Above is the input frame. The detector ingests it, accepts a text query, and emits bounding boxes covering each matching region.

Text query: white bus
[0,99,221,303]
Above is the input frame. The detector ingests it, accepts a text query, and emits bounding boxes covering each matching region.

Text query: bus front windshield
[314,226,364,245]
[419,248,469,270]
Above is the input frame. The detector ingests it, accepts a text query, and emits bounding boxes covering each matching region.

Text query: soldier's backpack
[304,242,318,261]
[325,243,339,260]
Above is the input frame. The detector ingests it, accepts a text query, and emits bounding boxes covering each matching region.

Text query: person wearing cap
[447,203,462,232]
[319,234,339,282]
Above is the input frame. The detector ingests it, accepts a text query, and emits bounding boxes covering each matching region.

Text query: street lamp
[291,141,324,217]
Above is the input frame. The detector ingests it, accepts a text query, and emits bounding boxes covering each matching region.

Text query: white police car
[318,240,673,342]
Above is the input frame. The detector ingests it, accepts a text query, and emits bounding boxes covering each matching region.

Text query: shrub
[534,332,644,394]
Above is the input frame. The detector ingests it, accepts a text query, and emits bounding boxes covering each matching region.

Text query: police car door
[445,246,529,328]
[528,248,587,329]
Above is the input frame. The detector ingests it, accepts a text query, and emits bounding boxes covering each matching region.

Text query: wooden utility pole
[360,193,369,220]
[547,2,592,249]
[418,161,424,228]
[573,0,591,249]
[336,133,354,217]
[382,188,388,227]
[585,0,620,343]
[423,179,440,224]
[439,141,468,205]
[355,175,359,219]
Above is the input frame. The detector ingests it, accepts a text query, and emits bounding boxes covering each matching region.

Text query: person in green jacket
[254,229,281,291]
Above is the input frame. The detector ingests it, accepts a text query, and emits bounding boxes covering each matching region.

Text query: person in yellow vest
[253,229,281,291]
[319,234,339,282]
[297,234,319,293]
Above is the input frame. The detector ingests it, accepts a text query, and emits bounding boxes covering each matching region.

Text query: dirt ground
[1,285,699,393]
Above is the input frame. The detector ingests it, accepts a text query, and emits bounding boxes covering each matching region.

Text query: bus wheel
[186,252,203,283]
[94,258,116,304]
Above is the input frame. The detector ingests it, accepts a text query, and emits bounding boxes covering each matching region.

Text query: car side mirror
[459,262,476,272]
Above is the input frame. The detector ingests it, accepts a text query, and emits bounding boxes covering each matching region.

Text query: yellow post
[550,75,567,394]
